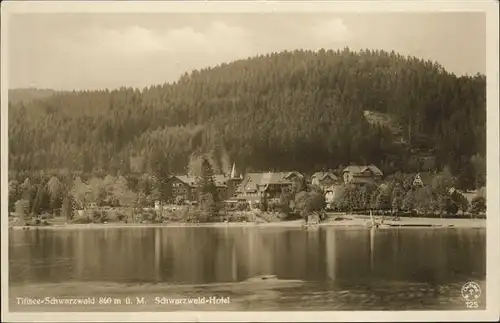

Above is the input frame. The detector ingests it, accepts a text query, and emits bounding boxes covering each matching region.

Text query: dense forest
[8,48,486,189]
[8,88,59,105]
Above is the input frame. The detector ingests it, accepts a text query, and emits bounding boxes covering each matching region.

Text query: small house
[311,171,339,189]
[342,165,383,185]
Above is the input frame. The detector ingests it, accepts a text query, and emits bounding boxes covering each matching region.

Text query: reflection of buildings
[370,227,375,270]
[12,226,488,303]
[247,228,258,277]
[214,229,239,282]
[76,231,84,278]
[231,244,237,281]
[155,228,161,281]
[306,229,320,275]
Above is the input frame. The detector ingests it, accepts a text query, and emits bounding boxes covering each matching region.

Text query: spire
[230,162,237,179]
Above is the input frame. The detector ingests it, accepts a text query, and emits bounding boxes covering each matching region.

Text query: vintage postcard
[1,0,499,322]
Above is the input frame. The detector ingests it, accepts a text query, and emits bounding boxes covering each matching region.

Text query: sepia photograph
[1,1,499,322]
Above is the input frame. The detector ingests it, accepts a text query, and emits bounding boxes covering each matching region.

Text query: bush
[236,201,249,211]
[72,215,92,224]
[295,190,326,220]
[38,212,53,220]
[470,196,486,215]
[210,215,225,222]
[199,193,218,217]
[91,210,109,223]
[268,200,291,214]
[101,209,127,222]
[26,218,40,226]
[175,195,185,206]
[138,210,158,222]
[195,209,208,222]
[167,207,200,222]
[116,211,127,221]
[105,209,117,221]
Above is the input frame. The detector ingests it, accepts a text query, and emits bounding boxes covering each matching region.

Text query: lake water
[9,226,486,311]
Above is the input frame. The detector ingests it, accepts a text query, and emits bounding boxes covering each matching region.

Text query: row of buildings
[167,164,386,207]
[166,163,484,208]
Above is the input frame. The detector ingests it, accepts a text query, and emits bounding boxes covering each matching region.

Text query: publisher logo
[461,282,481,301]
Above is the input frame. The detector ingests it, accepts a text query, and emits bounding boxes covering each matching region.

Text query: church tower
[227,162,243,199]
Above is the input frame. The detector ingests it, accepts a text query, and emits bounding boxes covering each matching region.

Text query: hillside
[363,110,404,142]
[8,88,59,105]
[8,48,486,189]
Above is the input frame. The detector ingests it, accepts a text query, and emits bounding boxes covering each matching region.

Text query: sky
[7,12,486,91]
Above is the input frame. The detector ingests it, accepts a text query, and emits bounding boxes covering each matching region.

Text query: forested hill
[8,48,486,189]
[8,88,59,105]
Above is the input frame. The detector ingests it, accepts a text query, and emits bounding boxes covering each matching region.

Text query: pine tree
[196,156,218,202]
[391,186,404,214]
[31,184,50,216]
[61,194,74,222]
[150,151,171,203]
[196,156,219,217]
[47,176,62,215]
[8,180,20,213]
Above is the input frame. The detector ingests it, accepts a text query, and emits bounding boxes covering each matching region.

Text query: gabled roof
[174,174,229,188]
[284,171,303,179]
[213,174,229,187]
[351,177,380,185]
[175,175,197,187]
[343,165,383,176]
[413,172,437,186]
[236,172,300,193]
[461,191,477,204]
[366,165,383,176]
[263,172,303,185]
[312,171,338,181]
[457,187,486,204]
[236,173,263,193]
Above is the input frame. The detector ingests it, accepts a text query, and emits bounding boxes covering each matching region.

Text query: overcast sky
[8,12,486,91]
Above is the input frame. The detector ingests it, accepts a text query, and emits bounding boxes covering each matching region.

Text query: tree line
[8,48,485,190]
[8,155,226,223]
[8,161,486,225]
[329,170,486,217]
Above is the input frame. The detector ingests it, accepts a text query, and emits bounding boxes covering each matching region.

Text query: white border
[1,1,499,322]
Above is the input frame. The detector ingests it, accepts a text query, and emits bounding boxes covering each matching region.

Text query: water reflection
[9,227,485,286]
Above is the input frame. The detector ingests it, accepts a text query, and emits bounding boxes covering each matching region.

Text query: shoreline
[9,216,486,230]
